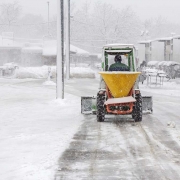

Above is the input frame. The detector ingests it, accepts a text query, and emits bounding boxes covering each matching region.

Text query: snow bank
[142,68,167,76]
[140,78,180,97]
[147,61,159,66]
[70,67,95,78]
[2,62,18,69]
[43,80,56,86]
[15,66,50,79]
[148,61,180,68]
[14,66,95,79]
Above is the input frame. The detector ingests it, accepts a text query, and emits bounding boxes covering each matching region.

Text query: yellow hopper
[99,72,141,98]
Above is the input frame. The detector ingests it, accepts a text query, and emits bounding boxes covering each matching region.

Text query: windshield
[108,54,129,66]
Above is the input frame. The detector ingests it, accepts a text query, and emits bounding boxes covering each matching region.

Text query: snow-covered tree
[71,3,142,52]
[0,1,21,31]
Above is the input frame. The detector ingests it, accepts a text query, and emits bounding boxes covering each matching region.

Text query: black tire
[96,93,105,122]
[134,93,142,122]
[132,106,136,119]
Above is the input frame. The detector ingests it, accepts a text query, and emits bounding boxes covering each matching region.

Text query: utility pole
[47,1,50,35]
[56,0,64,99]
[65,0,70,79]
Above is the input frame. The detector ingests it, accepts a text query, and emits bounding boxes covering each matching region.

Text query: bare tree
[142,16,175,39]
[70,2,143,52]
[0,1,21,31]
[91,4,141,44]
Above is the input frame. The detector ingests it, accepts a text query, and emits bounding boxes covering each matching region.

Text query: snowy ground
[139,76,180,97]
[1,69,180,180]
[0,78,84,180]
[14,65,96,79]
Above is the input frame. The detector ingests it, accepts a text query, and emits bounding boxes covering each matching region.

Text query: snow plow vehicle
[81,44,153,122]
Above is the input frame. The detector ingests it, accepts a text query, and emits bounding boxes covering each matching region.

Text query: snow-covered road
[1,77,180,180]
[55,115,180,179]
[55,79,180,180]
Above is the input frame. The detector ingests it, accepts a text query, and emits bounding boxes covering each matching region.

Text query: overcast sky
[1,0,180,23]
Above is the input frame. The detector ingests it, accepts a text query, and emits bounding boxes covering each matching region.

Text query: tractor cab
[96,44,142,122]
[102,44,137,72]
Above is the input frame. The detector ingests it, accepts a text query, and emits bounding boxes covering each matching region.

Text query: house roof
[42,40,90,57]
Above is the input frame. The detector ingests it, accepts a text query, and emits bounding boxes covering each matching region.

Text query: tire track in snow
[141,114,180,179]
[114,119,166,180]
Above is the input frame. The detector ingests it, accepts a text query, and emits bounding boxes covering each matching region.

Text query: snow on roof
[105,50,132,53]
[158,35,180,41]
[172,35,180,39]
[158,37,173,41]
[103,43,134,49]
[42,41,90,57]
[138,36,180,44]
[0,35,22,47]
[138,39,157,44]
[70,44,89,56]
[42,47,56,56]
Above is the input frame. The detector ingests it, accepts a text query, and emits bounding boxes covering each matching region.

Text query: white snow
[15,66,53,79]
[147,61,159,66]
[70,44,90,56]
[140,78,180,97]
[42,47,56,56]
[167,121,176,128]
[103,43,134,48]
[42,40,89,56]
[1,67,180,180]
[14,66,95,79]
[1,62,18,69]
[43,80,56,86]
[0,78,84,180]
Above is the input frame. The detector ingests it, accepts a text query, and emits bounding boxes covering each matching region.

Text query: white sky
[1,0,180,23]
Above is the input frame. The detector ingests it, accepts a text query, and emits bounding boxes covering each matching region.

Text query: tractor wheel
[134,93,142,122]
[132,106,136,119]
[96,93,105,122]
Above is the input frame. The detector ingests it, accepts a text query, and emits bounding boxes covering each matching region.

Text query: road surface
[55,78,180,180]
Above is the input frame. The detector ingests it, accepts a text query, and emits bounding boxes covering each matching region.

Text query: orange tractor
[97,71,142,122]
[81,44,152,122]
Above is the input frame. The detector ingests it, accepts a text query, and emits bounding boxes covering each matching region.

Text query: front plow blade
[81,96,153,114]
[81,96,96,114]
[142,96,153,113]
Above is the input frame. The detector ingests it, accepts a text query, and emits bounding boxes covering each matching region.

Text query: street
[55,79,180,180]
[1,77,180,180]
